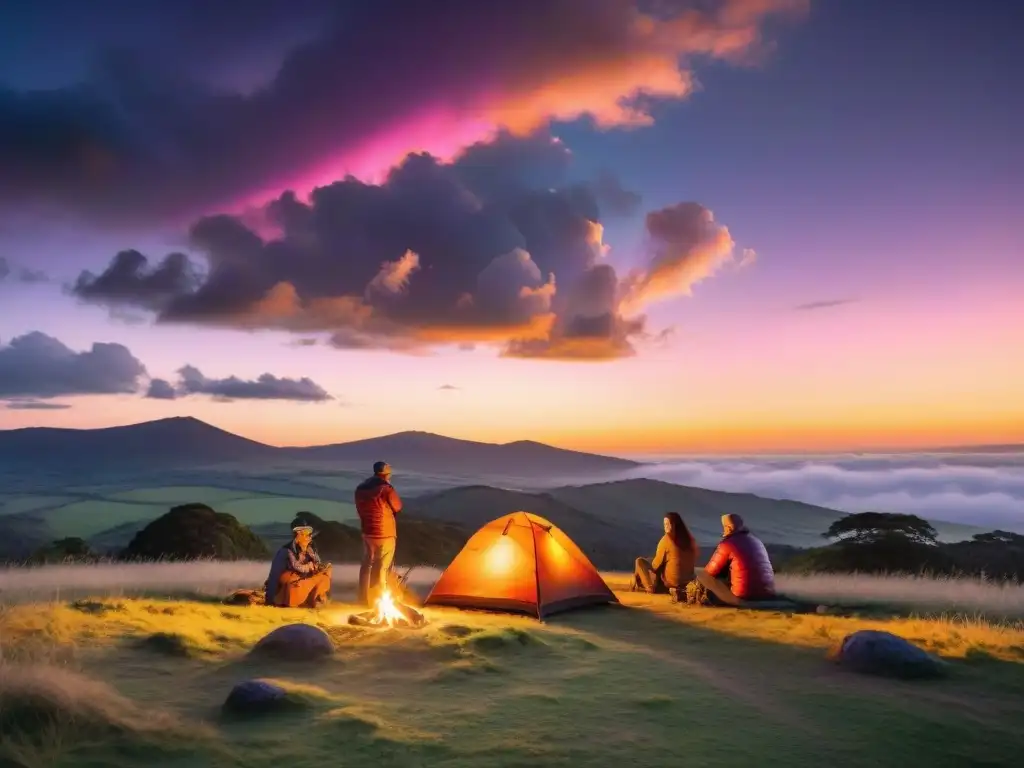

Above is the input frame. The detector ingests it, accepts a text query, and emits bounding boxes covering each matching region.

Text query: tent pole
[532,517,542,620]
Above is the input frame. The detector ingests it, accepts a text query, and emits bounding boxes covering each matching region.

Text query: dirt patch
[69,599,126,616]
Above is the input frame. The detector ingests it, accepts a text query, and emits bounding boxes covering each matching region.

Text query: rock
[251,623,334,660]
[831,630,948,679]
[222,680,289,715]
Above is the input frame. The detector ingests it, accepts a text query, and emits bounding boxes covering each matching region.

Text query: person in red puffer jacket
[696,513,776,605]
[354,461,403,606]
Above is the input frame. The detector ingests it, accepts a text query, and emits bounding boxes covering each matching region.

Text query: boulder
[831,630,948,679]
[222,680,289,715]
[251,623,334,660]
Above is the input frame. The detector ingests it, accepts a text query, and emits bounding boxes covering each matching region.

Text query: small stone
[222,680,288,715]
[251,623,334,660]
[832,629,948,679]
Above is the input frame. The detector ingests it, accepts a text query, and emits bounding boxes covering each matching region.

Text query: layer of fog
[603,453,1024,532]
[0,561,442,604]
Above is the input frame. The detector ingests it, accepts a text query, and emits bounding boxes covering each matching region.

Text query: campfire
[348,588,427,629]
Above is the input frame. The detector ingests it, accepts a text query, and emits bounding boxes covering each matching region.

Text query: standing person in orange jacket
[354,461,403,606]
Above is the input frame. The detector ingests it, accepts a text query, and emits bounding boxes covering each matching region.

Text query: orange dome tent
[424,511,618,618]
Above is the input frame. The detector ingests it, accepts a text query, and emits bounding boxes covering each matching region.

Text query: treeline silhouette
[22,503,469,568]
[18,505,1024,583]
[774,512,1024,581]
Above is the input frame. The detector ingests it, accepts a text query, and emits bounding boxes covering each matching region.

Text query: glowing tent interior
[424,511,618,618]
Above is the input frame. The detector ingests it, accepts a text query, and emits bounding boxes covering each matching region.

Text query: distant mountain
[285,430,640,476]
[0,416,275,468]
[0,515,54,563]
[406,479,990,568]
[546,478,988,547]
[920,443,1024,454]
[0,418,639,477]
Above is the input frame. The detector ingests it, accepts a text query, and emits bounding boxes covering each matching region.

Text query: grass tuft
[220,678,340,719]
[633,694,675,709]
[137,631,207,658]
[464,627,548,653]
[0,663,214,765]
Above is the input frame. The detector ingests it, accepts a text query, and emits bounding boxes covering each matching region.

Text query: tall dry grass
[0,661,219,767]
[4,560,1024,620]
[0,560,442,605]
[775,572,1024,619]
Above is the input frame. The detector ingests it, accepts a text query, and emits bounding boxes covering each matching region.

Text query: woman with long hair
[630,512,699,596]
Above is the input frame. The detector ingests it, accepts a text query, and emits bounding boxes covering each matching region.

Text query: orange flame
[373,588,406,626]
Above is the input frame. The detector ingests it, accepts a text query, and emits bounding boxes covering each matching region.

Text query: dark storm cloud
[71,250,199,310]
[149,365,332,402]
[589,172,643,217]
[794,298,859,311]
[73,132,751,359]
[16,267,49,283]
[0,257,47,284]
[4,399,73,410]
[0,331,147,399]
[145,377,177,400]
[0,0,806,226]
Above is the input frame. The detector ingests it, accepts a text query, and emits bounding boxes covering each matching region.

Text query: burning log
[348,588,427,629]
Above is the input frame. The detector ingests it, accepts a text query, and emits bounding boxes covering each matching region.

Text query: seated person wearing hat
[265,524,332,608]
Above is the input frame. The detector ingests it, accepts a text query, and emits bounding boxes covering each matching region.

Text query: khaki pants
[632,557,667,594]
[275,569,331,608]
[359,536,396,606]
[695,568,742,606]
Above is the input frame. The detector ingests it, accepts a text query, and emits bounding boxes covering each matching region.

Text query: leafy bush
[28,537,98,565]
[289,511,468,567]
[122,504,269,561]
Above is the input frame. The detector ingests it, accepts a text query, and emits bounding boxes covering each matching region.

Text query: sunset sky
[0,0,1021,454]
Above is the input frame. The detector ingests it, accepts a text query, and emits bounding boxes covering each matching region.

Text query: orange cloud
[483,0,808,135]
[620,203,739,311]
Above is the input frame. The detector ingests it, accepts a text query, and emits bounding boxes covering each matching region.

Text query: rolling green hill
[0,474,992,568]
[404,485,651,568]
[546,478,989,548]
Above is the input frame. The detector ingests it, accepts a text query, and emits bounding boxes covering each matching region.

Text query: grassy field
[0,485,362,544]
[1,564,1023,767]
[106,487,265,504]
[0,496,80,517]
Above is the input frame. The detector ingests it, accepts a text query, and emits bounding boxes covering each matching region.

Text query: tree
[29,537,96,564]
[123,503,269,561]
[289,511,469,567]
[970,530,1024,545]
[824,512,938,546]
